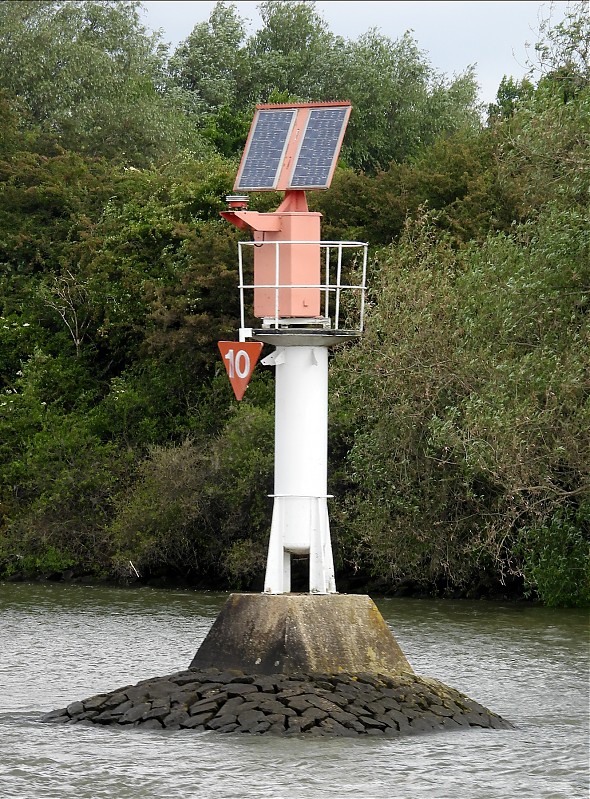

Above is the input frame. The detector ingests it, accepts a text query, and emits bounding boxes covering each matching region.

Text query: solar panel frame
[233,102,351,193]
[234,108,296,192]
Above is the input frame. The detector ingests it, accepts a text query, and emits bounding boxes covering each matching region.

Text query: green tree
[315,126,516,246]
[334,30,479,172]
[493,1,589,217]
[244,0,340,102]
[487,76,535,121]
[330,203,589,603]
[0,0,202,164]
[169,1,249,109]
[170,1,480,171]
[109,401,274,585]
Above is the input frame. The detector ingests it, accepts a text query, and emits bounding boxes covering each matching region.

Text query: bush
[109,401,274,584]
[329,203,589,601]
[518,506,590,606]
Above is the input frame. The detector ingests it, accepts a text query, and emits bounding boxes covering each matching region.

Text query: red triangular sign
[218,341,263,401]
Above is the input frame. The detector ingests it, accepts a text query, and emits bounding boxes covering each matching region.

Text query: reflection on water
[0,583,588,799]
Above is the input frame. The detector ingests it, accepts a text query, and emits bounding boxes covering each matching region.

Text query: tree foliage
[171,1,480,172]
[0,0,204,164]
[0,0,587,605]
[327,4,590,604]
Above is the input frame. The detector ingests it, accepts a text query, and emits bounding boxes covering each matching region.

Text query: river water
[0,583,587,799]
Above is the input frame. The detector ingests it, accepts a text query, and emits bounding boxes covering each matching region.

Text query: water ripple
[0,584,588,799]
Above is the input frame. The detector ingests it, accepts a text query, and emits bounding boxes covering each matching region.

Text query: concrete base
[189,593,413,677]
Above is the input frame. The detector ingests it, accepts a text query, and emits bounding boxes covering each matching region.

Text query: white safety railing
[237,240,368,332]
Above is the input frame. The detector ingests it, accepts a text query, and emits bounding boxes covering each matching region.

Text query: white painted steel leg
[309,497,336,594]
[262,345,336,594]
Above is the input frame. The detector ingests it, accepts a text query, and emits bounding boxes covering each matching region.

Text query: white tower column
[262,344,336,594]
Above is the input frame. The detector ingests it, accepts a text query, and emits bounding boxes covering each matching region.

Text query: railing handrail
[239,239,368,247]
[237,239,368,333]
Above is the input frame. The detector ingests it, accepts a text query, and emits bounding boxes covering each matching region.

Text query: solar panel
[233,103,351,193]
[289,107,350,189]
[235,109,296,191]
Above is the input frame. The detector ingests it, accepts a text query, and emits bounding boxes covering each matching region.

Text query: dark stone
[347,703,370,717]
[225,672,255,684]
[380,697,403,711]
[302,694,340,713]
[251,691,277,703]
[141,719,163,730]
[268,722,288,735]
[301,707,328,723]
[314,680,334,691]
[76,711,99,721]
[170,690,199,708]
[216,696,245,714]
[143,705,169,721]
[236,709,267,730]
[208,714,239,730]
[265,713,288,728]
[124,686,150,702]
[487,714,512,730]
[463,710,490,726]
[276,685,307,699]
[319,718,359,737]
[173,673,203,686]
[188,698,222,715]
[249,721,271,734]
[429,704,454,717]
[41,666,513,737]
[443,700,465,715]
[329,692,352,708]
[252,676,279,692]
[101,692,129,708]
[330,684,359,700]
[385,709,412,732]
[41,708,68,723]
[258,699,292,715]
[409,716,438,732]
[106,699,134,717]
[356,673,385,688]
[286,696,312,713]
[227,700,259,715]
[404,707,423,720]
[120,702,151,724]
[440,716,463,729]
[188,711,216,727]
[331,709,363,728]
[366,700,387,715]
[66,701,84,717]
[182,717,207,730]
[145,681,179,700]
[374,713,398,729]
[287,715,315,733]
[217,723,239,733]
[162,709,190,728]
[381,687,408,702]
[199,683,225,696]
[83,694,108,710]
[358,715,387,730]
[307,726,328,736]
[93,709,124,724]
[226,683,259,697]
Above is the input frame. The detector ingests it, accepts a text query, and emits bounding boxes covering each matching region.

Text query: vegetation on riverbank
[0,2,588,606]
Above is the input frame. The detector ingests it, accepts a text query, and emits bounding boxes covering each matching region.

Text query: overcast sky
[140,1,573,106]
